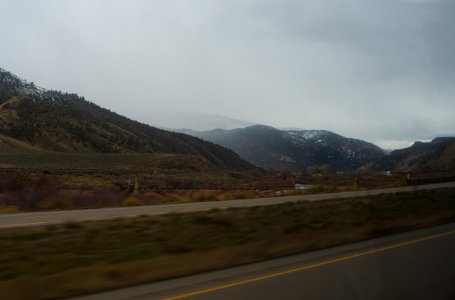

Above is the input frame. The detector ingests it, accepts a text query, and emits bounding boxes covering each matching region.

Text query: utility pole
[133,176,140,195]
[127,176,131,193]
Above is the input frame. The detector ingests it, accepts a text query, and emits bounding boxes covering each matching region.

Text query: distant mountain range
[179,125,386,171]
[360,137,455,173]
[2,67,453,174]
[0,68,257,171]
[183,125,455,173]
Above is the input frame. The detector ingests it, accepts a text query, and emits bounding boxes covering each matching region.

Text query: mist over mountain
[182,125,386,171]
[147,112,254,132]
[0,68,257,171]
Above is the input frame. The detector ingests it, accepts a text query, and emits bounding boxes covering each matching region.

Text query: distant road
[71,223,455,300]
[1,181,455,229]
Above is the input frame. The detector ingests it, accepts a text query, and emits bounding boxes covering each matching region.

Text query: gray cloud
[0,0,454,149]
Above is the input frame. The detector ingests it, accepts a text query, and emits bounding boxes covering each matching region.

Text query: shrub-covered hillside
[0,68,257,171]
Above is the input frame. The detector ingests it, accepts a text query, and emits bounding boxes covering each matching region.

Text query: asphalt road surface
[1,181,455,229]
[70,222,455,300]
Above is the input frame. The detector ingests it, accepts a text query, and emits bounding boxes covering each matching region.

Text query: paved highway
[71,222,455,300]
[1,181,455,229]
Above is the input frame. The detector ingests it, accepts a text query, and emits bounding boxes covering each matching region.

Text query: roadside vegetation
[0,174,272,212]
[0,171,357,213]
[1,188,455,299]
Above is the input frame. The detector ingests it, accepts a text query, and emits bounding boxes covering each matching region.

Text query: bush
[142,192,165,203]
[190,190,219,202]
[38,194,75,210]
[166,193,187,203]
[0,205,19,214]
[3,175,57,211]
[123,197,142,207]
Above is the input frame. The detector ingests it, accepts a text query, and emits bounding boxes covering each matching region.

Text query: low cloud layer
[1,0,454,149]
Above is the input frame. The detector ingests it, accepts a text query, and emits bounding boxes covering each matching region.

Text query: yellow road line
[163,229,455,300]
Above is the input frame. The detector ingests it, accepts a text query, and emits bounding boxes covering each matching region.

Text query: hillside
[0,68,257,171]
[182,125,385,171]
[361,137,455,173]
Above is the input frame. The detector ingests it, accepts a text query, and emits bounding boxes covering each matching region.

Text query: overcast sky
[1,0,454,149]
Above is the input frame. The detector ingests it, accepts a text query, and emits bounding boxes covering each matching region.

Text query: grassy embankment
[1,188,455,300]
[0,152,260,189]
[0,152,212,171]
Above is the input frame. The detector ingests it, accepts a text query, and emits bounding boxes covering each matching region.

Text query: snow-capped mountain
[183,125,386,171]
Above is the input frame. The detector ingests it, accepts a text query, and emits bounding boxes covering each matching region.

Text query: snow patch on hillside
[0,68,46,97]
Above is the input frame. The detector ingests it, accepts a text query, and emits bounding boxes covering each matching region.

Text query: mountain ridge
[361,137,455,173]
[181,125,386,171]
[0,68,258,172]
